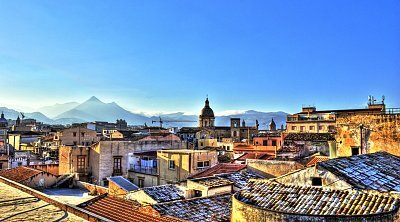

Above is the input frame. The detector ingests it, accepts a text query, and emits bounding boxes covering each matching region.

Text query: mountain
[55,96,150,125]
[38,102,79,118]
[0,107,55,124]
[1,96,290,128]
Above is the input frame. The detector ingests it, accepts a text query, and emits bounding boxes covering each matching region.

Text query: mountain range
[0,96,289,129]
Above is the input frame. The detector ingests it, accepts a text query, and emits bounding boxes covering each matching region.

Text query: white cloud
[215,110,246,116]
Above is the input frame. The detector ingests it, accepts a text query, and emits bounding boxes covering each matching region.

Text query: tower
[269,118,276,131]
[199,97,215,128]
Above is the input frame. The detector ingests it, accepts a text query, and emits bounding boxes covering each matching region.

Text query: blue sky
[0,1,399,114]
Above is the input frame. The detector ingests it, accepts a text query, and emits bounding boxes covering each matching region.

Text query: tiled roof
[236,152,274,161]
[319,152,400,192]
[80,195,180,222]
[190,176,233,188]
[142,184,185,203]
[0,166,43,182]
[154,194,232,222]
[189,163,246,179]
[236,180,399,216]
[217,170,262,188]
[284,133,335,141]
[108,176,138,192]
[306,155,330,167]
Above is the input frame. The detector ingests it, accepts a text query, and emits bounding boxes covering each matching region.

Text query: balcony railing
[129,165,158,176]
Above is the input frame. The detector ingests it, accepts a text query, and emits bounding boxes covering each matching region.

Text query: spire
[1,112,4,119]
[205,97,210,107]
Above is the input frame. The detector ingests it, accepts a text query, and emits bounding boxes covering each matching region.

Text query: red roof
[80,195,182,222]
[189,163,247,179]
[236,152,274,161]
[0,166,43,182]
[306,155,330,167]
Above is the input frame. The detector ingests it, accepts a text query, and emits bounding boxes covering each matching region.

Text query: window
[73,141,77,146]
[291,126,297,131]
[194,190,202,197]
[138,177,145,188]
[81,132,85,137]
[318,126,324,131]
[272,140,277,146]
[309,126,315,131]
[168,160,175,170]
[77,156,86,173]
[200,142,203,146]
[300,126,305,132]
[113,157,122,175]
[197,160,210,169]
[262,140,268,146]
[312,177,322,186]
[351,147,360,156]
[233,131,237,137]
[73,132,77,137]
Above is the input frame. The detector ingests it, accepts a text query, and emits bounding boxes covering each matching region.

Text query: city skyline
[1,1,399,114]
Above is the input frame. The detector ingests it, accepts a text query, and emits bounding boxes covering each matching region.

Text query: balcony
[129,165,158,176]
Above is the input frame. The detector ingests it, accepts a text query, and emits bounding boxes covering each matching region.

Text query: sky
[0,1,399,115]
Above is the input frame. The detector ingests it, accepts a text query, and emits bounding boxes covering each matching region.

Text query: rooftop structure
[127,184,185,205]
[189,176,233,188]
[153,194,232,222]
[233,180,400,221]
[108,176,139,192]
[188,163,247,179]
[217,170,262,189]
[318,152,400,192]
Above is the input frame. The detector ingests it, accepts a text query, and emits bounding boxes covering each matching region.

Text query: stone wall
[336,114,400,157]
[272,167,352,190]
[246,159,304,178]
[29,164,59,176]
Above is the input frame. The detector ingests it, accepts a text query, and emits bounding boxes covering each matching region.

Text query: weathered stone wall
[246,159,304,178]
[336,114,400,157]
[272,167,353,190]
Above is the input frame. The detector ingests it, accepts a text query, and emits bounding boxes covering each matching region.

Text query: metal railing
[129,165,158,175]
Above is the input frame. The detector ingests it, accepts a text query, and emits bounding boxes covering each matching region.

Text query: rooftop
[319,152,400,192]
[158,149,216,154]
[142,184,185,203]
[0,182,86,221]
[189,163,246,179]
[217,170,262,189]
[0,166,44,183]
[153,194,232,222]
[190,176,233,188]
[80,195,180,222]
[108,176,138,192]
[236,180,399,216]
[306,155,330,167]
[284,133,336,141]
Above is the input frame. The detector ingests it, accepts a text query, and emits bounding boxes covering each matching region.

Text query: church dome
[200,98,214,117]
[0,112,8,127]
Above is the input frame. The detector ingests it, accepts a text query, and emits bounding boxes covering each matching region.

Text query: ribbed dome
[200,98,214,117]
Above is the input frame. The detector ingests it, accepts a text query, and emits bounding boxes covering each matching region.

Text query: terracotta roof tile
[0,166,43,182]
[236,180,400,216]
[306,155,330,167]
[80,195,181,222]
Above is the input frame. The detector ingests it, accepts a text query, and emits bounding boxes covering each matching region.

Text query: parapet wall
[0,176,112,222]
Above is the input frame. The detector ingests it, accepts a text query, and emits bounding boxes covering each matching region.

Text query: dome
[200,98,214,117]
[0,112,8,127]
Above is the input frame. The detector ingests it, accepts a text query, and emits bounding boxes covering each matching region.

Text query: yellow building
[157,149,218,185]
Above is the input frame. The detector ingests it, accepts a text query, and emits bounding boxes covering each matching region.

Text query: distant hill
[38,102,79,118]
[1,97,290,128]
[55,96,150,125]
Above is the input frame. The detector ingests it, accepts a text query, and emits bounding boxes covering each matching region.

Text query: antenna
[382,95,385,104]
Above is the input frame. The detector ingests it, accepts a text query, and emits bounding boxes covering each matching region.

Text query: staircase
[54,173,75,187]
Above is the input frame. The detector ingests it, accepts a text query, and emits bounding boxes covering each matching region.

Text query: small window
[262,140,268,146]
[309,126,315,131]
[272,140,277,146]
[318,126,324,130]
[138,177,145,188]
[197,160,210,169]
[291,126,297,130]
[300,126,305,132]
[81,132,85,137]
[312,177,322,186]
[351,147,360,156]
[73,132,77,137]
[168,160,175,170]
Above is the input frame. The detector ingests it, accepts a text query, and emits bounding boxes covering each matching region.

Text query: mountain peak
[86,96,102,103]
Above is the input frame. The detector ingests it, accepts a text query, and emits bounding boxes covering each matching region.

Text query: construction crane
[151,116,196,128]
